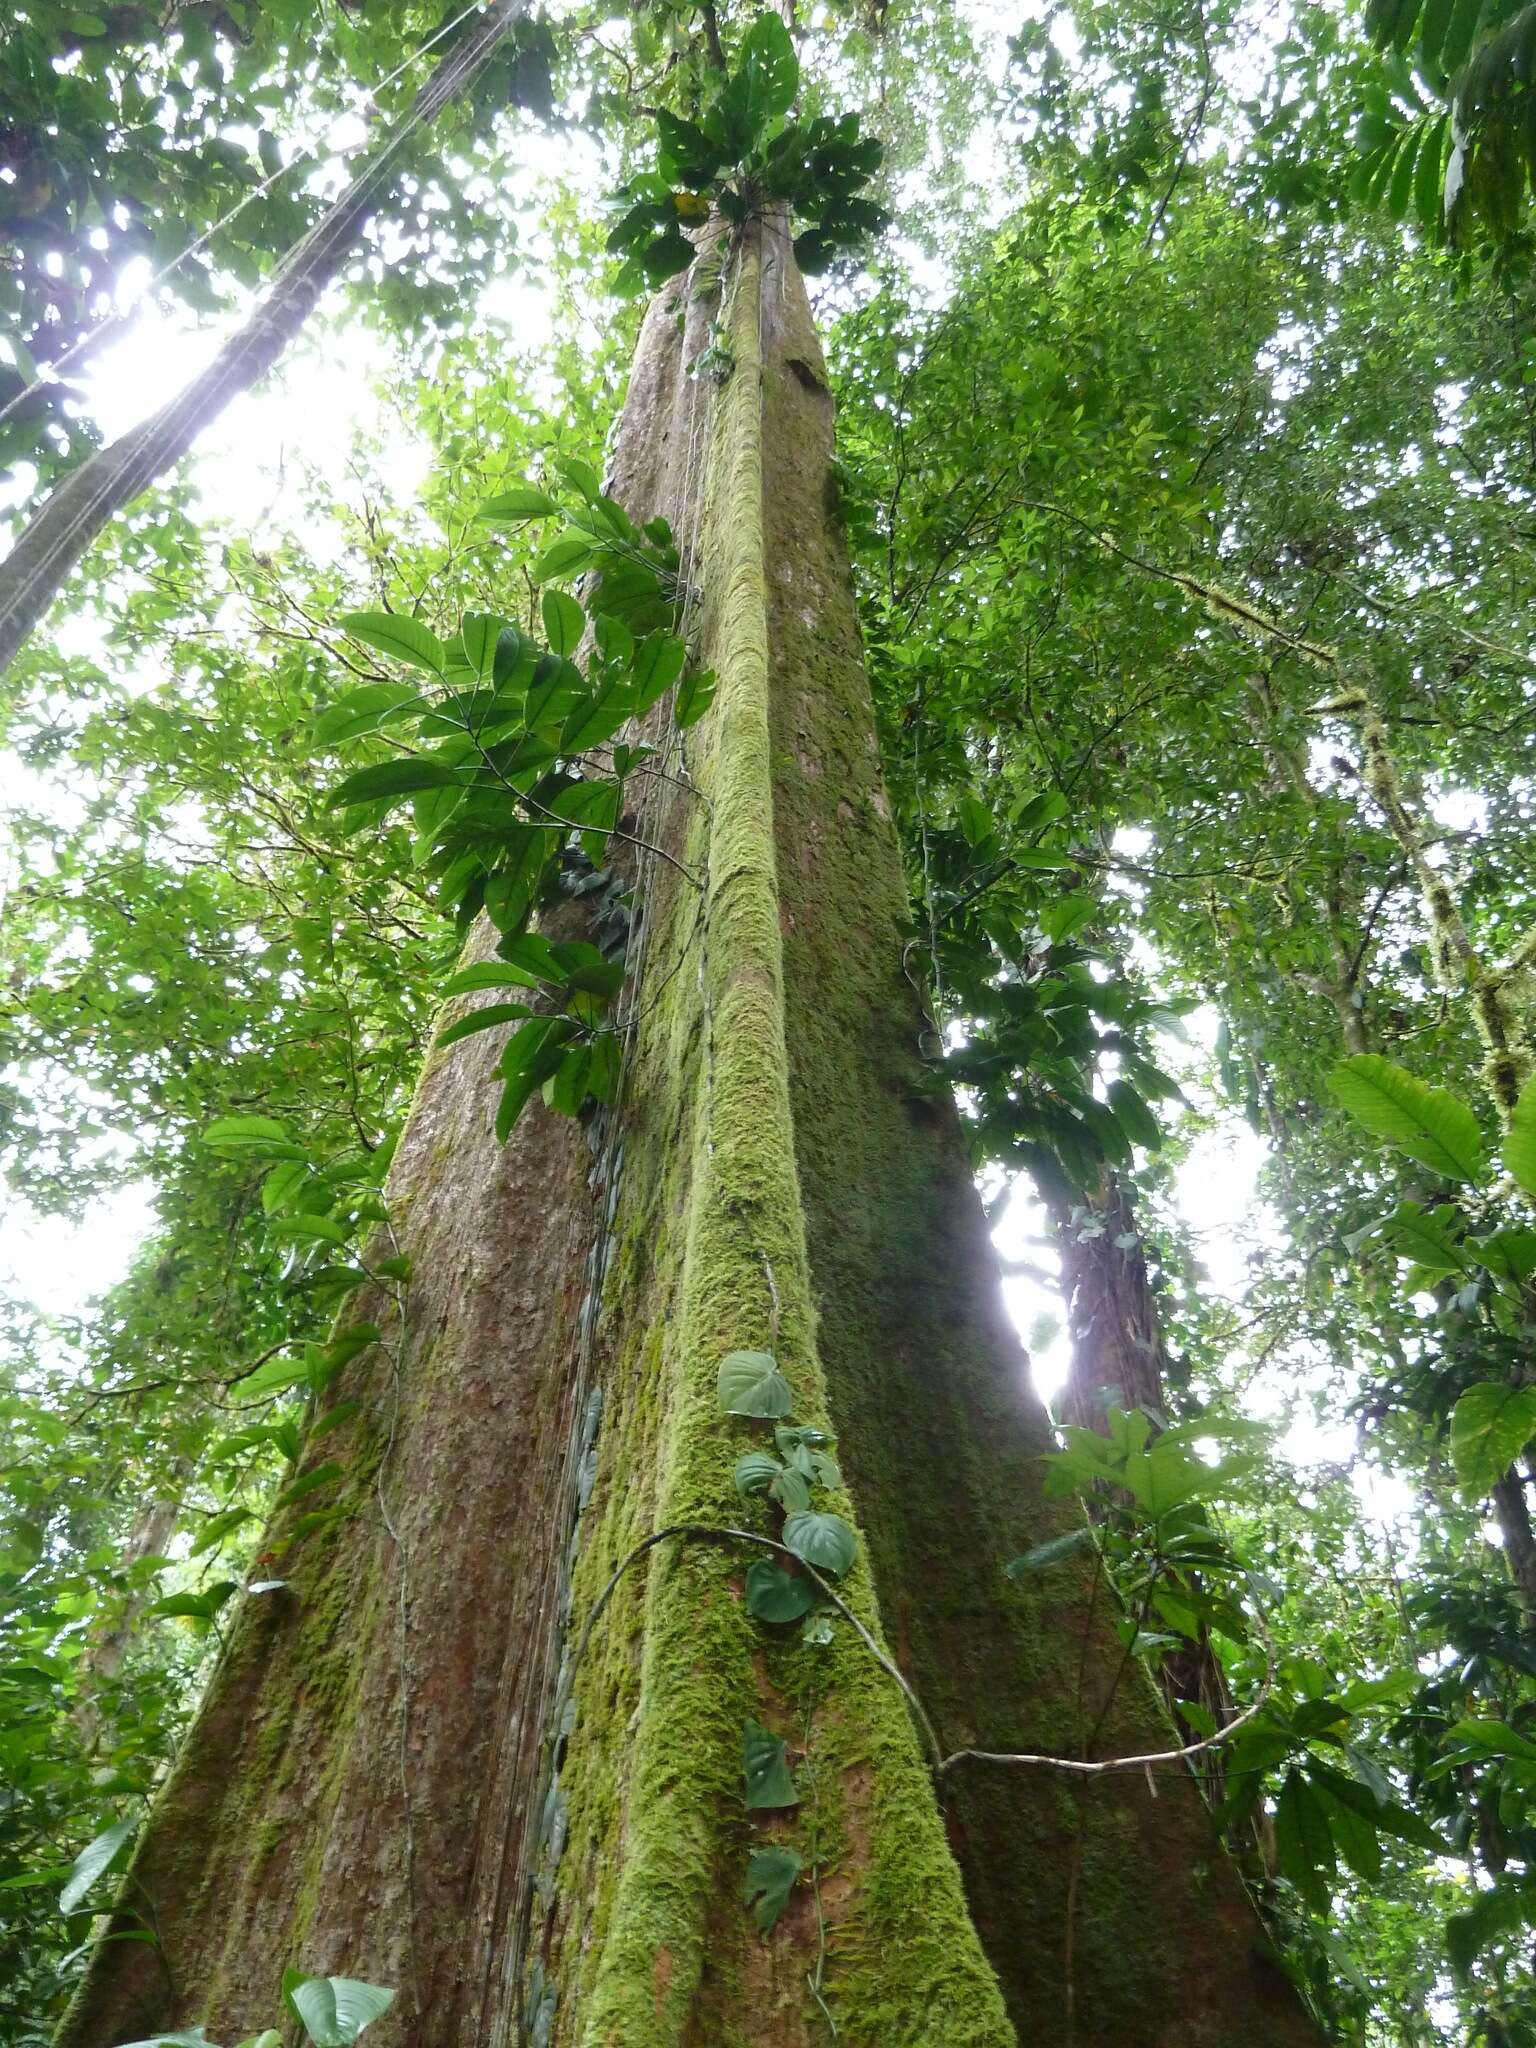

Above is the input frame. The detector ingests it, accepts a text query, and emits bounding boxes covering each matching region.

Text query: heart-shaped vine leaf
[718,1350,793,1419]
[742,1717,799,1809]
[744,1560,813,1624]
[734,1451,783,1500]
[743,1844,803,1933]
[782,1510,857,1578]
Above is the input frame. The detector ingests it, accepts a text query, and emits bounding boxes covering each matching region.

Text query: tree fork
[55,226,1322,2047]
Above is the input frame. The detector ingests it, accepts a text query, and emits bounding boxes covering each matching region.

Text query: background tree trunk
[57,225,1321,2048]
[0,0,527,680]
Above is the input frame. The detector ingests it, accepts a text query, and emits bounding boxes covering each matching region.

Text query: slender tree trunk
[1036,1162,1237,1795]
[0,0,527,679]
[57,225,1320,2048]
[73,1490,181,1753]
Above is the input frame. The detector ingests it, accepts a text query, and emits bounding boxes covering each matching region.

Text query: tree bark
[57,225,1321,2048]
[0,0,526,679]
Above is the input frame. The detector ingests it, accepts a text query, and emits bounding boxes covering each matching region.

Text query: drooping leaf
[1005,1526,1094,1576]
[59,1817,136,1913]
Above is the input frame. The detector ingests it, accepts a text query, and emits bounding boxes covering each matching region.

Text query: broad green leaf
[495,1017,574,1140]
[1275,1767,1335,1914]
[1444,1717,1536,1763]
[1449,1382,1536,1494]
[744,1559,813,1623]
[1329,1055,1486,1182]
[434,1001,534,1051]
[113,2034,220,2048]
[59,1817,135,1913]
[1505,1073,1536,1196]
[632,631,686,709]
[781,1510,857,1578]
[442,961,545,998]
[329,759,465,809]
[542,588,585,657]
[205,1115,305,1160]
[1005,1526,1093,1576]
[1106,1078,1161,1151]
[149,1581,237,1623]
[532,536,597,584]
[561,677,635,754]
[734,1451,783,1499]
[741,1717,799,1809]
[717,1349,794,1418]
[281,1972,396,2047]
[742,1845,802,1932]
[313,683,426,749]
[340,611,446,677]
[478,485,561,523]
[674,666,717,728]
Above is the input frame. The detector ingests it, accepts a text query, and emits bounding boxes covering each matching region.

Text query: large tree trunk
[57,225,1320,2048]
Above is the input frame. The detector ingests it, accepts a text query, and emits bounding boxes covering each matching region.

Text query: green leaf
[532,536,597,584]
[1275,1767,1335,1915]
[149,1581,237,1623]
[744,1559,813,1623]
[735,13,799,124]
[674,667,717,728]
[113,2035,220,2048]
[281,1972,396,2047]
[434,1001,534,1051]
[1442,1717,1536,1765]
[1005,1526,1094,1576]
[442,961,546,998]
[329,759,465,809]
[781,1510,857,1578]
[1505,1073,1536,1195]
[340,611,446,677]
[1449,1382,1536,1493]
[742,1717,799,1809]
[632,632,687,710]
[734,1451,784,1499]
[204,1114,304,1160]
[313,682,427,748]
[1106,1079,1161,1151]
[542,588,585,657]
[495,1017,575,1140]
[717,1349,794,1418]
[1328,1055,1486,1182]
[478,485,561,523]
[742,1845,802,1932]
[561,676,636,755]
[59,1817,136,1913]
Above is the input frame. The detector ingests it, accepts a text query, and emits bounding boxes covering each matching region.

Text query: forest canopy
[5,1,1536,2044]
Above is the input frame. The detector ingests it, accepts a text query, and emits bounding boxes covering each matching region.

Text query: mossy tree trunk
[58,226,1322,2048]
